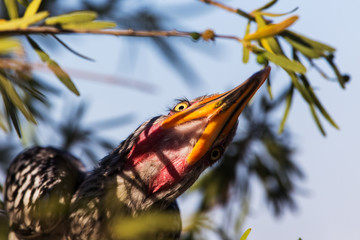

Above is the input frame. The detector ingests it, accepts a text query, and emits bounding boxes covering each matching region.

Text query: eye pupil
[210,148,222,160]
[174,101,189,112]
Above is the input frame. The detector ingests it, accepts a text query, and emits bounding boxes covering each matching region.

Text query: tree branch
[0,26,242,42]
[199,0,256,21]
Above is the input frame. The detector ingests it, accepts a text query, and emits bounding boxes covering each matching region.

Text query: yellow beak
[161,66,271,165]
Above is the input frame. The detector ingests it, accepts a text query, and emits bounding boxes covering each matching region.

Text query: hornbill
[3,67,270,240]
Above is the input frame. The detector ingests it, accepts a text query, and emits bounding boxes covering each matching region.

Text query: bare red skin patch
[126,119,206,195]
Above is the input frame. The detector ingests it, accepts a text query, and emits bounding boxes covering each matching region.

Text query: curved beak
[161,66,271,164]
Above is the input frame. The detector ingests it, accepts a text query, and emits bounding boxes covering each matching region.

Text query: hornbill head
[117,67,271,209]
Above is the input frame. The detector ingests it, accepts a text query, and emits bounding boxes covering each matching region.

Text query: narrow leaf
[240,228,252,240]
[266,74,273,99]
[242,21,251,63]
[309,103,326,136]
[261,51,306,73]
[260,7,299,17]
[2,92,21,137]
[23,0,42,18]
[0,73,36,123]
[27,37,80,95]
[254,0,277,12]
[0,11,49,30]
[254,12,267,28]
[278,84,294,134]
[283,30,335,52]
[17,0,29,7]
[285,70,312,103]
[300,74,339,129]
[325,55,345,88]
[52,35,94,61]
[0,112,8,132]
[0,37,21,54]
[4,0,19,19]
[245,16,299,41]
[284,36,323,58]
[61,21,117,30]
[45,11,97,25]
[48,60,80,95]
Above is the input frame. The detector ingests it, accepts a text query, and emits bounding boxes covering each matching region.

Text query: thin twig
[199,0,255,21]
[0,26,242,42]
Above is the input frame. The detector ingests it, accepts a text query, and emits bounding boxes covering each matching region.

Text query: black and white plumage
[2,67,270,240]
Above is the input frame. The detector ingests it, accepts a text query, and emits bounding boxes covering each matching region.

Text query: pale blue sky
[26,0,360,239]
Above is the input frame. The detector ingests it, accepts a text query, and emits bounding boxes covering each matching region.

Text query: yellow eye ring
[173,101,190,112]
[210,147,222,161]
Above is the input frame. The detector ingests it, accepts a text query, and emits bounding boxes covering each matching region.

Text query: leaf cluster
[235,0,349,135]
[0,0,116,136]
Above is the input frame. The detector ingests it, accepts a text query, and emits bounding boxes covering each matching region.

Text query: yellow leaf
[0,11,49,30]
[240,228,252,240]
[45,11,98,25]
[0,73,36,124]
[4,0,19,19]
[242,21,251,63]
[260,38,274,53]
[245,15,299,40]
[0,37,21,54]
[23,0,42,18]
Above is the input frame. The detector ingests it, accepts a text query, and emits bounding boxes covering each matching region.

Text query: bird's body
[2,67,270,240]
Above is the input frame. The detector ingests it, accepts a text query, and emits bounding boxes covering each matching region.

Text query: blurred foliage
[0,0,349,239]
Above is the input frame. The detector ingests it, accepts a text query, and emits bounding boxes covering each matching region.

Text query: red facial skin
[125,101,209,195]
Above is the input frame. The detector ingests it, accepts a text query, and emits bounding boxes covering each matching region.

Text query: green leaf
[254,12,267,28]
[4,0,19,19]
[254,13,284,55]
[309,103,326,136]
[254,0,278,12]
[325,55,345,88]
[0,73,36,124]
[260,7,299,17]
[242,21,251,63]
[282,30,335,53]
[284,35,323,58]
[245,16,299,41]
[285,70,312,102]
[266,74,273,99]
[2,92,21,137]
[240,228,252,240]
[17,0,29,7]
[260,50,306,73]
[278,84,294,134]
[61,21,117,30]
[23,0,42,18]
[0,37,21,54]
[0,11,49,30]
[300,74,339,129]
[27,37,80,96]
[45,11,98,25]
[261,37,283,55]
[0,112,9,132]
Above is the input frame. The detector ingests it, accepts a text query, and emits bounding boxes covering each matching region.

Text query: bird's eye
[173,101,190,112]
[210,147,222,161]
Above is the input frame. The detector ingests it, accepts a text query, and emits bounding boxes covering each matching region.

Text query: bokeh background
[1,0,359,239]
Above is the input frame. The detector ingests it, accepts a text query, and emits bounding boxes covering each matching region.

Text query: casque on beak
[161,66,271,165]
